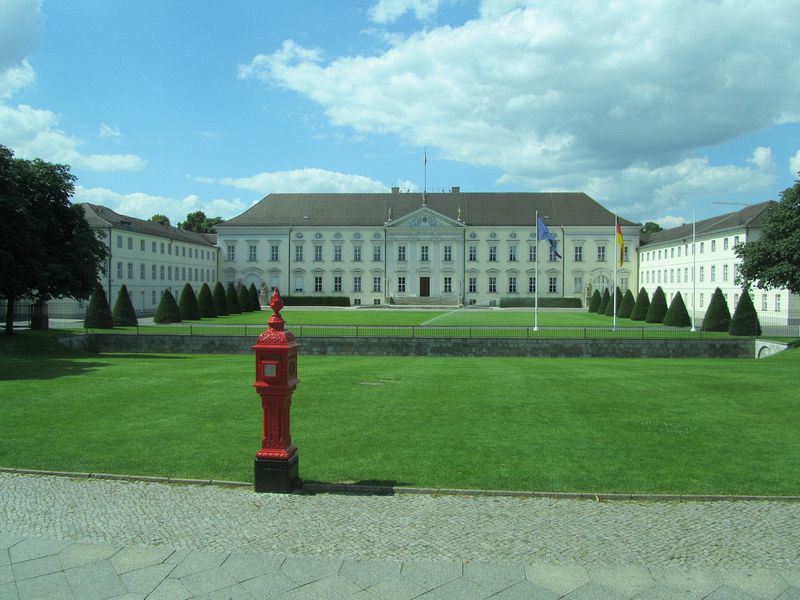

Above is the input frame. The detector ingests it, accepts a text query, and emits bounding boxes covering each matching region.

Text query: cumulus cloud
[0,104,145,171]
[0,60,35,98]
[368,0,443,23]
[0,0,42,98]
[99,123,123,139]
[209,167,389,195]
[240,0,800,217]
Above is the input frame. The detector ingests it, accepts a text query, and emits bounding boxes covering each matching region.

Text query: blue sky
[2,0,799,228]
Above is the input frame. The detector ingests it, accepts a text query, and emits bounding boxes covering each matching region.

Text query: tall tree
[148,214,171,226]
[0,145,108,334]
[640,221,664,235]
[735,179,800,294]
[178,210,225,233]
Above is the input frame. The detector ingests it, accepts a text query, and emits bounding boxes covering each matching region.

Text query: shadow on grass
[299,479,414,496]
[0,357,112,381]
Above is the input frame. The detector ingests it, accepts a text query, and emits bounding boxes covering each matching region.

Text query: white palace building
[215,189,640,307]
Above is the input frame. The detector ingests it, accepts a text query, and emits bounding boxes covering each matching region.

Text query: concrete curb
[2,466,798,502]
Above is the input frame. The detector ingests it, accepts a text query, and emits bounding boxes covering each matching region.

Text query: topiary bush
[112,284,138,326]
[197,283,217,318]
[702,287,731,332]
[729,289,761,336]
[645,286,668,323]
[597,288,611,315]
[618,289,635,319]
[213,282,229,316]
[237,283,252,312]
[249,283,261,311]
[630,288,650,321]
[605,287,623,316]
[84,284,113,329]
[663,291,691,327]
[226,282,241,314]
[178,283,201,320]
[154,290,182,324]
[588,289,601,312]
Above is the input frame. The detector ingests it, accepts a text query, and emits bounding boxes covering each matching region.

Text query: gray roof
[80,204,217,247]
[640,201,774,247]
[224,192,639,228]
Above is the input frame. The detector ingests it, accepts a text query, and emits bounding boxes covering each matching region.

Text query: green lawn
[1,331,798,495]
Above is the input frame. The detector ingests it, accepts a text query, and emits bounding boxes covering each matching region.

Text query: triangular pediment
[386,206,464,228]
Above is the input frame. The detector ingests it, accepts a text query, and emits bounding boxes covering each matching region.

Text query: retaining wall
[61,334,760,359]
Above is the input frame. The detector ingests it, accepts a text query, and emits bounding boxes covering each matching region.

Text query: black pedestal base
[254,454,299,493]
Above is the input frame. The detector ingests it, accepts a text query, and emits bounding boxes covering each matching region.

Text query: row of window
[116,261,215,284]
[642,263,740,285]
[289,274,562,295]
[116,235,215,261]
[642,235,741,262]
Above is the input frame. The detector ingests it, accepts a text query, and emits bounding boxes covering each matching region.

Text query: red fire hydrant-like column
[252,289,300,493]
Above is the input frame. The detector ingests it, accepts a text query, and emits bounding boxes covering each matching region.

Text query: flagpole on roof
[534,209,539,331]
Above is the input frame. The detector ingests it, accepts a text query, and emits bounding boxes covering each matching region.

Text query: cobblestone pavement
[1,473,799,599]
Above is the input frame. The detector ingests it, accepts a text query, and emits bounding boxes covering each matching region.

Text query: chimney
[391,186,400,194]
[451,186,460,193]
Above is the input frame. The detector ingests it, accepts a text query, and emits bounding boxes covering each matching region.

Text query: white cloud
[368,0,443,23]
[655,215,687,229]
[74,186,250,225]
[241,0,800,217]
[0,0,41,98]
[99,123,122,139]
[0,104,145,171]
[211,167,389,194]
[0,60,35,98]
[790,150,800,178]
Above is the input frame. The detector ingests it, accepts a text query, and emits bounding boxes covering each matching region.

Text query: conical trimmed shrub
[154,290,182,324]
[213,282,229,316]
[112,284,138,326]
[664,291,691,327]
[84,284,113,329]
[645,286,668,323]
[237,283,252,312]
[630,288,650,321]
[198,283,217,318]
[702,287,731,332]
[605,287,623,316]
[249,283,261,311]
[729,290,761,336]
[588,289,601,312]
[226,282,241,314]
[179,283,201,320]
[618,289,635,319]
[597,288,611,315]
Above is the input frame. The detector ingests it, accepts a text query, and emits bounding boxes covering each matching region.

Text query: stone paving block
[0,550,9,567]
[723,568,791,599]
[16,571,74,600]
[366,575,431,600]
[562,582,627,600]
[462,561,526,595]
[146,577,192,600]
[64,560,127,600]
[179,566,237,596]
[425,576,493,600]
[280,574,363,600]
[237,571,302,597]
[9,538,70,564]
[400,560,462,589]
[164,550,191,564]
[0,537,24,551]
[525,564,590,596]
[648,566,726,597]
[703,584,760,600]
[340,558,402,589]
[221,552,285,582]
[11,555,62,581]
[168,550,229,579]
[105,595,146,600]
[119,564,175,595]
[586,565,655,597]
[110,547,174,574]
[280,556,342,585]
[0,582,18,600]
[190,583,257,600]
[776,587,800,600]
[0,565,12,585]
[490,580,558,600]
[633,586,704,600]
[58,542,121,569]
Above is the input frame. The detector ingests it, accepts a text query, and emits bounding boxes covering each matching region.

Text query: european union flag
[537,216,561,259]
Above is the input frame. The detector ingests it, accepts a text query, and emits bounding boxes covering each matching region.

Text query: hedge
[645,286,668,323]
[84,284,113,329]
[663,291,691,327]
[112,284,138,327]
[630,288,650,321]
[197,283,217,318]
[702,287,731,332]
[587,289,601,312]
[154,290,181,324]
[178,283,201,321]
[237,283,252,313]
[249,283,261,311]
[226,282,242,314]
[499,297,583,308]
[618,289,635,319]
[282,296,351,307]
[212,282,229,316]
[729,290,761,336]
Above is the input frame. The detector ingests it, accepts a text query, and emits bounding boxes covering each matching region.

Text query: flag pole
[613,214,618,331]
[534,209,539,331]
[690,210,697,332]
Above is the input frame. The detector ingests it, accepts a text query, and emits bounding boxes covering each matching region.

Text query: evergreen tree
[84,284,113,329]
[597,288,611,315]
[702,287,731,332]
[630,288,650,321]
[154,290,182,324]
[618,289,635,319]
[249,283,261,311]
[197,283,217,318]
[604,287,623,316]
[226,282,242,314]
[237,283,252,312]
[213,282,229,316]
[112,284,138,326]
[645,286,668,323]
[729,290,762,336]
[663,291,691,327]
[178,283,201,320]
[588,289,601,312]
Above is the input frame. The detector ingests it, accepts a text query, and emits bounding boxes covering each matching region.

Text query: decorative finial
[457,206,463,222]
[387,207,393,222]
[268,288,285,331]
[422,192,427,207]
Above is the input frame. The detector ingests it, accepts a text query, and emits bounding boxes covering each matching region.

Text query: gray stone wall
[61,334,756,359]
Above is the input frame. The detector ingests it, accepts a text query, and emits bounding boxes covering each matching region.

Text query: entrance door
[419,277,430,297]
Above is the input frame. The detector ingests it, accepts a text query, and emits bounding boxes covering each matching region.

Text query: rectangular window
[700,241,705,253]
[140,264,145,279]
[152,241,156,252]
[314,245,323,262]
[723,264,729,281]
[151,265,156,279]
[444,276,452,293]
[420,245,429,262]
[624,247,629,263]
[168,265,172,279]
[127,263,133,279]
[181,267,185,280]
[529,245,536,262]
[353,276,362,292]
[160,265,165,280]
[549,246,558,262]
[468,277,477,293]
[128,237,133,250]
[671,248,675,258]
[508,246,516,262]
[670,269,674,283]
[373,276,382,293]
[444,245,453,262]
[548,276,557,293]
[117,261,123,279]
[152,290,156,305]
[117,236,122,248]
[489,246,497,261]
[249,245,257,261]
[295,245,303,262]
[333,245,342,262]
[294,275,304,292]
[658,250,662,259]
[734,293,739,309]
[314,276,323,292]
[227,245,235,261]
[334,276,342,293]
[140,239,145,251]
[733,263,739,281]
[776,294,781,311]
[188,268,192,282]
[353,245,362,262]
[182,247,186,257]
[574,276,583,293]
[711,240,716,252]
[676,269,681,283]
[684,268,688,282]
[762,294,768,311]
[271,244,279,261]
[397,276,406,293]
[574,246,583,262]
[468,245,477,261]
[488,276,497,293]
[397,246,406,262]
[710,265,716,281]
[678,247,682,257]
[507,276,517,293]
[160,243,165,254]
[700,293,704,307]
[734,235,740,246]
[372,245,381,262]
[723,238,729,250]
[597,246,606,262]
[699,266,704,282]
[528,277,536,293]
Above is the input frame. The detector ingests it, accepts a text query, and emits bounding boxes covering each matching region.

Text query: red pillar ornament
[252,289,300,492]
